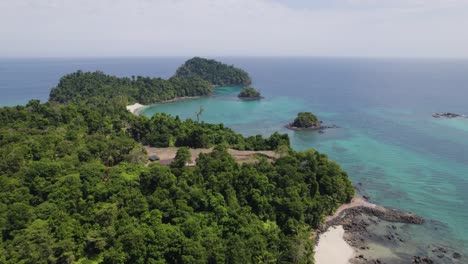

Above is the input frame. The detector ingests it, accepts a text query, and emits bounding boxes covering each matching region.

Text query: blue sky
[1,0,467,58]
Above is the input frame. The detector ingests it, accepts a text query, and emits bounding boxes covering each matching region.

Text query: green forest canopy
[174,57,252,86]
[49,57,251,105]
[49,71,213,105]
[0,58,354,264]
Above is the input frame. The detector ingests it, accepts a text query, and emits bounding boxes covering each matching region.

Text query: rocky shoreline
[315,197,463,264]
[285,122,339,131]
[238,96,264,100]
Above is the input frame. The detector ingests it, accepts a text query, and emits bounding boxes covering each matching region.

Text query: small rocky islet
[432,112,466,118]
[286,112,338,132]
[237,86,264,100]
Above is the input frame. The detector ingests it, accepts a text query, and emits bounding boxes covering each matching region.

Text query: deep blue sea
[1,57,467,258]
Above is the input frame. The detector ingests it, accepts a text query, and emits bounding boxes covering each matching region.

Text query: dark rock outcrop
[432,113,466,118]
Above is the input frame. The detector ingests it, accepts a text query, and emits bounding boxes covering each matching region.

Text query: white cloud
[0,0,467,57]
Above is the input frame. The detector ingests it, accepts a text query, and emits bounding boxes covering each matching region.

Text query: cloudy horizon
[1,0,468,58]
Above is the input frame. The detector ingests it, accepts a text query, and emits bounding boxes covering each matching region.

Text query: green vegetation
[49,70,213,105]
[292,112,320,128]
[238,87,262,99]
[0,59,355,263]
[174,57,252,86]
[171,147,192,168]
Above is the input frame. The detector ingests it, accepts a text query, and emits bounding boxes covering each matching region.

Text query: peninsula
[0,58,356,264]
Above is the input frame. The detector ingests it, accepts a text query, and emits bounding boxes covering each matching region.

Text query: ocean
[1,57,467,257]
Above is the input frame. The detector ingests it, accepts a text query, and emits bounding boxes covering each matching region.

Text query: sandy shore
[314,196,427,264]
[315,225,354,264]
[314,196,464,263]
[126,103,146,114]
[126,96,201,115]
[314,197,371,264]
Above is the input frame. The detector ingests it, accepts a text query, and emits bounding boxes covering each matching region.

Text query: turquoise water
[2,57,467,256]
[141,58,468,255]
[144,90,468,254]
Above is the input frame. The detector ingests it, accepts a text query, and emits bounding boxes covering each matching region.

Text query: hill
[174,57,252,86]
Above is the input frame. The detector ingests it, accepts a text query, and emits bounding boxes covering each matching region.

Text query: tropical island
[49,57,252,106]
[0,57,447,264]
[174,57,252,86]
[238,86,263,100]
[286,112,339,132]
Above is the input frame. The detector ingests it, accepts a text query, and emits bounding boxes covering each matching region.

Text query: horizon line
[1,55,468,61]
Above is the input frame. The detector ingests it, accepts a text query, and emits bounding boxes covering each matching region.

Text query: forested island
[49,57,251,105]
[0,58,355,263]
[286,112,338,131]
[174,57,252,86]
[238,87,263,100]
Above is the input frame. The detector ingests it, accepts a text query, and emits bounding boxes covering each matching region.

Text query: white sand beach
[126,103,145,114]
[314,225,354,264]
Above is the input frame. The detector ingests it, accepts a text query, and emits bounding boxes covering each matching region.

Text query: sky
[1,0,468,58]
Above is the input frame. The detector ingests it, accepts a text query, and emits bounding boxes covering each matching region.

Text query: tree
[10,219,56,264]
[194,105,204,122]
[171,147,192,168]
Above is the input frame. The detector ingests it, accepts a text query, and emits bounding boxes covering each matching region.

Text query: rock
[412,256,434,263]
[432,112,465,118]
[453,252,461,259]
[317,201,426,264]
[285,123,339,131]
[438,247,447,253]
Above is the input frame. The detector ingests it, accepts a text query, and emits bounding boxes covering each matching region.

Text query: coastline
[285,123,339,131]
[314,196,378,264]
[158,95,201,104]
[126,96,201,115]
[314,196,463,264]
[238,96,264,101]
[314,225,354,264]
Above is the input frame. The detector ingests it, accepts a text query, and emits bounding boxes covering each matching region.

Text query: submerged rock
[432,112,466,118]
[412,256,434,263]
